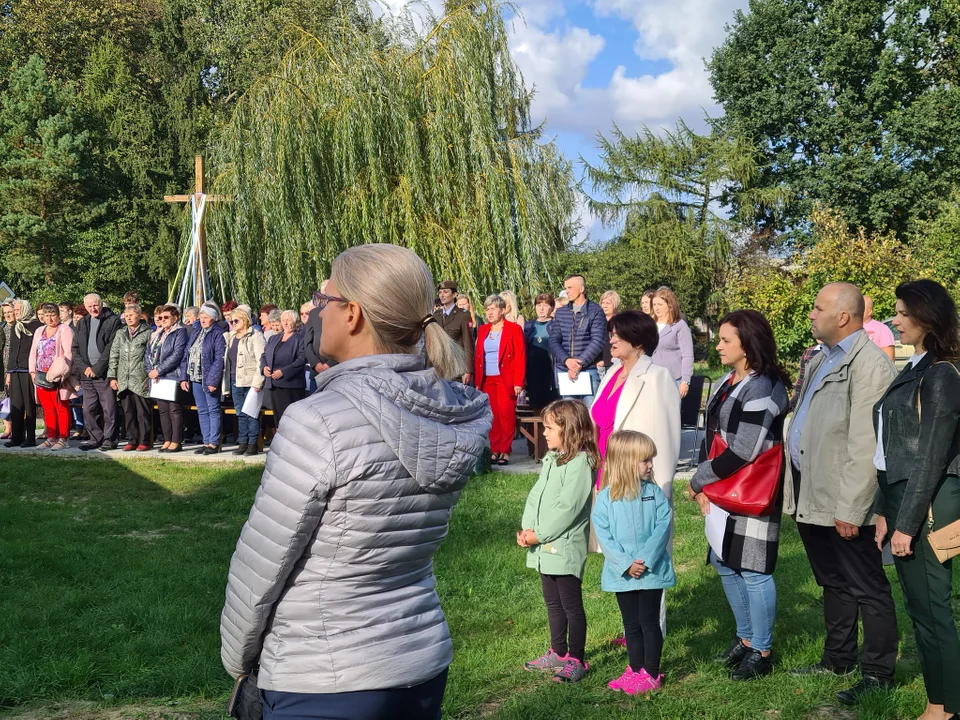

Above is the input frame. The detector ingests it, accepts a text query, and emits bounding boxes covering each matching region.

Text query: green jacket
[108,322,152,397]
[521,451,594,579]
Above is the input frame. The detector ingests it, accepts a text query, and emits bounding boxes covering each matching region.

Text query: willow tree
[208,1,577,308]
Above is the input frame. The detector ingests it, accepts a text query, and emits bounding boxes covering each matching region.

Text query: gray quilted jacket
[220,354,492,693]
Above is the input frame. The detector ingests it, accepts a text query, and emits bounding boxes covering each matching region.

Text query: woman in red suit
[475,294,526,465]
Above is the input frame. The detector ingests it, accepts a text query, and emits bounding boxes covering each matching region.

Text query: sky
[377,0,750,243]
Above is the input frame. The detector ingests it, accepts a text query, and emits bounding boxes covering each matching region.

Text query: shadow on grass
[0,456,262,710]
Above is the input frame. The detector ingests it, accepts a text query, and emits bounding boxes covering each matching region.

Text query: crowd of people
[2,252,958,720]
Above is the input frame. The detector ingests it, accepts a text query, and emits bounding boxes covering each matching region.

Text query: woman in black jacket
[261,310,306,426]
[3,299,43,447]
[874,279,960,720]
[522,293,559,411]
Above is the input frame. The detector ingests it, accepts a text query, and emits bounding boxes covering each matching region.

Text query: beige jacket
[594,354,681,500]
[783,331,896,527]
[223,329,266,391]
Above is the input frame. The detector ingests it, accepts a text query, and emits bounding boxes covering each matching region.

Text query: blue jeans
[231,383,260,445]
[709,549,777,652]
[192,382,221,446]
[262,668,447,720]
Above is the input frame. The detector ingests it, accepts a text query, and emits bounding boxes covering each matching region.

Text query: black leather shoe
[836,676,893,705]
[717,638,750,667]
[233,444,248,456]
[3,441,18,448]
[20,440,36,448]
[79,442,101,451]
[194,447,207,455]
[788,661,857,677]
[203,446,220,455]
[99,441,117,452]
[730,649,774,680]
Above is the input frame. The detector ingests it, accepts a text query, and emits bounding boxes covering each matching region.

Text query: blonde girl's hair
[600,290,622,315]
[541,399,601,469]
[499,290,522,324]
[330,244,466,379]
[600,431,658,501]
[654,288,681,325]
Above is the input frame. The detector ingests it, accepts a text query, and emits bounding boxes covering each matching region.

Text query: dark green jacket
[108,322,152,397]
[874,356,960,536]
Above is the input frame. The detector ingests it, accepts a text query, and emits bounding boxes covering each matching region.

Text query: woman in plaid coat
[688,310,791,682]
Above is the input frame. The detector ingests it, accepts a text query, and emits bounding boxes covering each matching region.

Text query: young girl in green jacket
[518,399,600,683]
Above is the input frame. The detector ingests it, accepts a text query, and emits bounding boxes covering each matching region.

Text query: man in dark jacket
[548,274,607,405]
[72,293,123,450]
[433,280,474,385]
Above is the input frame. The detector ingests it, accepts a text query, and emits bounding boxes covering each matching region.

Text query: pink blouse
[591,367,625,484]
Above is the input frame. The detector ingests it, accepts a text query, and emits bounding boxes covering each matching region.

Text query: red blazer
[474,320,526,390]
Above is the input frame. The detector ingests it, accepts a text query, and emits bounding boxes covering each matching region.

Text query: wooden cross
[164,156,228,306]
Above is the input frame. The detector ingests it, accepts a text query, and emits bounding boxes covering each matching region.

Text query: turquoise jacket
[521,452,594,579]
[592,483,676,592]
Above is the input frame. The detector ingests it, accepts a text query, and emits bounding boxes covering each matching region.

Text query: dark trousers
[880,472,960,712]
[541,574,586,662]
[8,372,37,443]
[119,391,151,446]
[261,668,447,720]
[157,400,183,445]
[80,377,117,444]
[270,387,305,427]
[616,589,664,676]
[797,520,898,679]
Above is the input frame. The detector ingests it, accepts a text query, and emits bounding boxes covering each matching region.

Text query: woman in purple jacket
[651,288,694,399]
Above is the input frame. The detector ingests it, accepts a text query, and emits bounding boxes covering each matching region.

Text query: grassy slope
[0,457,954,719]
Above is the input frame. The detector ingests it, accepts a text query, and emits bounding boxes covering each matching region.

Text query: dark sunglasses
[229,319,241,326]
[158,315,172,321]
[312,290,348,310]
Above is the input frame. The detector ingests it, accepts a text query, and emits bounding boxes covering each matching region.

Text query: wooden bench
[516,408,548,463]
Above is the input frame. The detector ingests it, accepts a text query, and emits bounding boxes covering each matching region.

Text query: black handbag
[33,370,55,390]
[227,672,263,720]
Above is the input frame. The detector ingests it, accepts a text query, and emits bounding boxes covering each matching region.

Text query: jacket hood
[315,354,493,493]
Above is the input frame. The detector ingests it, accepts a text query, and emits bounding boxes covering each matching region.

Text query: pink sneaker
[608,666,635,691]
[620,667,663,695]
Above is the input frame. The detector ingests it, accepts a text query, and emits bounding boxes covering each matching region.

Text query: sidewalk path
[0,440,267,465]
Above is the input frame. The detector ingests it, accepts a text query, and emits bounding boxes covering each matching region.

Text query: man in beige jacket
[784,283,897,705]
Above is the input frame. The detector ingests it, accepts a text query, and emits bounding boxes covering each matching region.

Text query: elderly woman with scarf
[3,299,43,448]
[180,304,226,454]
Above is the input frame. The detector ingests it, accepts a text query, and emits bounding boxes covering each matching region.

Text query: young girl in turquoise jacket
[592,430,676,695]
[518,399,599,683]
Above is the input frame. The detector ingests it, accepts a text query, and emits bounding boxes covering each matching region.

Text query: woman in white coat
[590,310,681,632]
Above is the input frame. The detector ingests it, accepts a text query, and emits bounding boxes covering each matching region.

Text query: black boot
[716,638,750,668]
[730,649,774,681]
[233,444,248,456]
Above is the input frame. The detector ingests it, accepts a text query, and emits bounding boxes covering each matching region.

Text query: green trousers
[880,473,960,713]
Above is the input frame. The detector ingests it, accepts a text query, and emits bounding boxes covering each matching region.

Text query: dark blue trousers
[261,669,447,720]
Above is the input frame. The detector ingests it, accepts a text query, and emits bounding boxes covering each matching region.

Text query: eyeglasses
[229,319,241,326]
[158,315,172,321]
[312,290,348,310]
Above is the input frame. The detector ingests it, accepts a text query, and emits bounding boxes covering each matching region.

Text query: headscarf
[13,299,36,338]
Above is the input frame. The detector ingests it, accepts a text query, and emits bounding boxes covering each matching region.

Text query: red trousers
[37,386,71,440]
[481,375,517,454]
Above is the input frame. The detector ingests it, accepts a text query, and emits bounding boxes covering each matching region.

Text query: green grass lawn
[0,456,955,719]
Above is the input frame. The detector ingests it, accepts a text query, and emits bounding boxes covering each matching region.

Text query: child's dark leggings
[616,589,664,677]
[541,574,586,662]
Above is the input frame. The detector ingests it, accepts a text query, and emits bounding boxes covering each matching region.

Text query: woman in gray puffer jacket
[221,244,492,720]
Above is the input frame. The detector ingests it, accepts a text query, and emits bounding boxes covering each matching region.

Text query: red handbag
[702,433,783,516]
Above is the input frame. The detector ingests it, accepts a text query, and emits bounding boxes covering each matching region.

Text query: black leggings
[616,589,664,677]
[541,574,586,662]
[157,400,183,444]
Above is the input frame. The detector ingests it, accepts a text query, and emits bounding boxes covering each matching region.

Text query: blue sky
[379,0,750,241]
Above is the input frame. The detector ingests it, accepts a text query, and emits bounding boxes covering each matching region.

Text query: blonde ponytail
[331,244,467,380]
